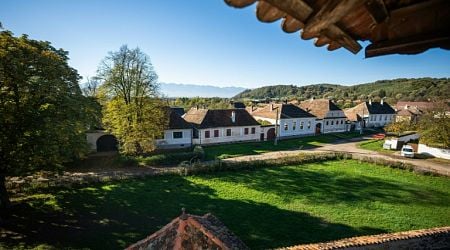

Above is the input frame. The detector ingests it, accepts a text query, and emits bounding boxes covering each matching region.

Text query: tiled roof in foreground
[126,211,248,250]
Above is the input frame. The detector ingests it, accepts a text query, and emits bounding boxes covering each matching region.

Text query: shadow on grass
[1,175,385,250]
[213,161,449,206]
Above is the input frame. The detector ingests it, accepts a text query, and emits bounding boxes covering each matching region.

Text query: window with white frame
[284,123,288,131]
[307,121,311,129]
[293,121,297,130]
[251,127,256,134]
[226,129,231,136]
[300,122,304,129]
[173,131,183,139]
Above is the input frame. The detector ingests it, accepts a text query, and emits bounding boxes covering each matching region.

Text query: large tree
[97,45,167,154]
[0,31,98,211]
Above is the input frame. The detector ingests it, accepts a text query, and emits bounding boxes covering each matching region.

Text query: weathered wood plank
[281,15,304,33]
[256,1,285,23]
[322,25,362,54]
[303,0,361,35]
[224,0,257,8]
[264,0,313,23]
[315,36,331,47]
[366,32,450,58]
[364,0,389,24]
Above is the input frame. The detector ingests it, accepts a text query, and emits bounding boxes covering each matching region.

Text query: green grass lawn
[204,134,337,160]
[2,160,449,249]
[358,139,395,154]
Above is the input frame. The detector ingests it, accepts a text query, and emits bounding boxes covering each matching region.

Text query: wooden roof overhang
[224,0,450,57]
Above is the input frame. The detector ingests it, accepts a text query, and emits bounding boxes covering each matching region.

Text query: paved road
[223,137,450,176]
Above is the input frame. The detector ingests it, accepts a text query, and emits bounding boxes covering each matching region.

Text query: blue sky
[1,0,449,88]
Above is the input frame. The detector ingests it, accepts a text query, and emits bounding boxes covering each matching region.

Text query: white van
[400,145,414,158]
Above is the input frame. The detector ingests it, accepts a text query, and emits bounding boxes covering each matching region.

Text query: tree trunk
[0,174,11,212]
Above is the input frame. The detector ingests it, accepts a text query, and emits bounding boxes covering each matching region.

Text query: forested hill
[234,78,450,102]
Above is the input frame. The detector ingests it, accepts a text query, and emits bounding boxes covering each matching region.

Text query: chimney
[195,105,199,110]
[231,111,236,123]
[369,99,372,105]
[381,98,384,105]
[284,99,288,104]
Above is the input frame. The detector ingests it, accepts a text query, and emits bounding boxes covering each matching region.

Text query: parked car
[400,145,415,158]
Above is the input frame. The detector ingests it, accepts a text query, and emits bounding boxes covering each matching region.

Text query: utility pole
[360,104,364,135]
[274,107,279,146]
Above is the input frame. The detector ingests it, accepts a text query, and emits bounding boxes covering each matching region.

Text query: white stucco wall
[366,114,395,127]
[278,118,316,137]
[86,131,110,152]
[418,144,450,160]
[192,126,260,145]
[156,129,192,149]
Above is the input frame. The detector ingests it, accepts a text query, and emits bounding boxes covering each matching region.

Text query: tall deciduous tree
[0,31,99,211]
[418,104,450,148]
[97,45,167,154]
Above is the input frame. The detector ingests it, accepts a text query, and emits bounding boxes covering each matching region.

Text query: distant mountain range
[160,83,246,98]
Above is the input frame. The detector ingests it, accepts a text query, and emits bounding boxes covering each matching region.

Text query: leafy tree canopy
[97,45,167,155]
[0,31,99,209]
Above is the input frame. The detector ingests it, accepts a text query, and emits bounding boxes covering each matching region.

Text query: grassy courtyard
[203,134,337,160]
[358,139,395,154]
[2,159,449,249]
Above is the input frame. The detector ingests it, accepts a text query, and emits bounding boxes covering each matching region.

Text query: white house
[155,108,193,149]
[299,99,348,134]
[344,100,395,129]
[249,103,316,138]
[183,108,261,145]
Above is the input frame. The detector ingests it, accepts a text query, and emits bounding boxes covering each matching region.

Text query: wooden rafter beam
[263,0,313,23]
[364,0,389,24]
[365,32,450,58]
[224,0,256,8]
[303,0,361,35]
[225,0,362,54]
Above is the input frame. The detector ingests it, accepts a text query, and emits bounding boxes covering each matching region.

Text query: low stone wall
[5,168,179,194]
[279,226,450,250]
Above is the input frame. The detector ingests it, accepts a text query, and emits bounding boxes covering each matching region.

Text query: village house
[249,103,316,138]
[344,100,395,129]
[183,107,260,145]
[299,99,348,134]
[395,101,449,123]
[155,108,193,149]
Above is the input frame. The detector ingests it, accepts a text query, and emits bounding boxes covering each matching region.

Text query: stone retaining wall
[6,168,179,194]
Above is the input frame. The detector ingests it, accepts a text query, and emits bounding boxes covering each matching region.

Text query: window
[331,121,334,125]
[214,129,219,137]
[205,130,210,138]
[251,127,256,134]
[300,122,304,129]
[379,115,382,121]
[326,121,329,126]
[293,121,297,130]
[284,123,288,131]
[341,120,343,125]
[384,115,387,121]
[226,129,231,136]
[307,121,311,129]
[244,128,249,135]
[173,131,183,139]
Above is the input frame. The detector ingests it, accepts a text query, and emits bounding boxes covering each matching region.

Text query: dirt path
[223,137,450,176]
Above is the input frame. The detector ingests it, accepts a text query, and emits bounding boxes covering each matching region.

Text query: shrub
[137,151,198,166]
